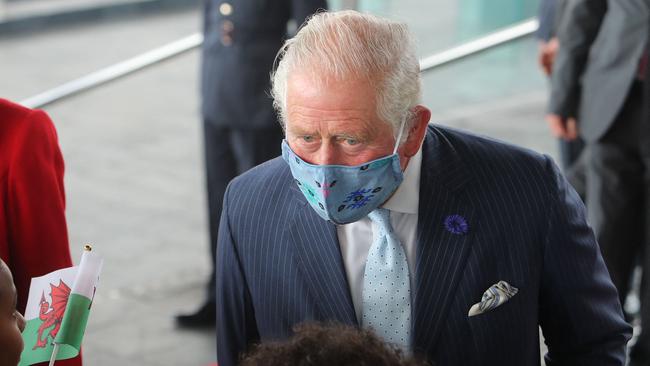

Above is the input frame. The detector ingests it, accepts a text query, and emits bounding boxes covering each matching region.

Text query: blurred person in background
[548,1,650,364]
[537,0,586,200]
[0,98,81,366]
[536,0,561,77]
[175,0,327,328]
[240,322,430,366]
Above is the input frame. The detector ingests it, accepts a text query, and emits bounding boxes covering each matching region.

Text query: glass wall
[331,0,545,115]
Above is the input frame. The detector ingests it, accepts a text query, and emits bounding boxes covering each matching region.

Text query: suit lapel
[412,126,477,354]
[284,125,478,345]
[287,184,358,326]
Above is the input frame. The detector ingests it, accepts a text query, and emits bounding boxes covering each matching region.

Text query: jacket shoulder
[0,99,55,134]
[0,98,31,116]
[0,100,58,161]
[427,125,557,196]
[430,124,550,167]
[226,157,294,205]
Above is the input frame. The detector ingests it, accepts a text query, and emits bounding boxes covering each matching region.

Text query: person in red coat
[0,98,81,366]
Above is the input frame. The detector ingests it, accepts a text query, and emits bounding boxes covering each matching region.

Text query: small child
[240,322,431,366]
[0,258,26,366]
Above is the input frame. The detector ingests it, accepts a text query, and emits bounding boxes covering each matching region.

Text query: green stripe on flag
[18,319,78,366]
[55,293,92,350]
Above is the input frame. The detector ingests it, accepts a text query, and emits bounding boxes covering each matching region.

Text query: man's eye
[301,136,314,143]
[345,138,359,146]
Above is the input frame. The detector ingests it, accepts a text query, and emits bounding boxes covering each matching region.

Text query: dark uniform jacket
[200,0,327,129]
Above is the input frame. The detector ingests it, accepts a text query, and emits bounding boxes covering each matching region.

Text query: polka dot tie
[362,208,412,350]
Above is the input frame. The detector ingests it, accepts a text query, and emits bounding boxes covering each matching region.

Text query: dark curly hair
[240,322,431,366]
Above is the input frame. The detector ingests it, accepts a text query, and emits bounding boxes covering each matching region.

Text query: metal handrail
[20,17,538,110]
[420,18,538,72]
[20,33,203,109]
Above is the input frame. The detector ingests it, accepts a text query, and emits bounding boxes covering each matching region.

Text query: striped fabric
[216,125,631,366]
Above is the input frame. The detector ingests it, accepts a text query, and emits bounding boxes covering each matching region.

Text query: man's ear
[400,105,431,158]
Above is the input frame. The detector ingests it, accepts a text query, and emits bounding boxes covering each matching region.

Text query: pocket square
[468,280,518,317]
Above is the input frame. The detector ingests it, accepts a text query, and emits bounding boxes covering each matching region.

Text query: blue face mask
[282,121,406,225]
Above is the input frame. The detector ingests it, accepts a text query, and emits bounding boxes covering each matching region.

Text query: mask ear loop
[392,117,408,155]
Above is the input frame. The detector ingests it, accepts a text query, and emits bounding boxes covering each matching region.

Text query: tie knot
[368,208,390,226]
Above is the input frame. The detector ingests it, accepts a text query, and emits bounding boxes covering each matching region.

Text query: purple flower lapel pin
[444,214,469,235]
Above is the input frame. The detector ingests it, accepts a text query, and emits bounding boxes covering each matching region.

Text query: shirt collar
[381,146,422,214]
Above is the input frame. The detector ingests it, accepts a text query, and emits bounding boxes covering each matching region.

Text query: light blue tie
[362,208,412,350]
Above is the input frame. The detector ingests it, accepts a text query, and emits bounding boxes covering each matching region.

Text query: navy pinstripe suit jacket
[216,125,631,366]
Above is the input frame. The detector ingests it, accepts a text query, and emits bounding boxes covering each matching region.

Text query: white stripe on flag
[70,251,103,298]
[23,267,77,320]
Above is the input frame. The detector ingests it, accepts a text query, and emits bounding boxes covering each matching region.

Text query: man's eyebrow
[287,125,315,135]
[334,131,367,138]
[331,129,371,141]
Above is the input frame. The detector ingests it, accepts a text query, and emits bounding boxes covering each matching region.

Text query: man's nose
[314,142,339,165]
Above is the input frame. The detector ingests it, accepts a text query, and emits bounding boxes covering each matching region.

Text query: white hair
[270,10,422,142]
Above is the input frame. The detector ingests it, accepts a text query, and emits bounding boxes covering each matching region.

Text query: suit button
[219,2,233,16]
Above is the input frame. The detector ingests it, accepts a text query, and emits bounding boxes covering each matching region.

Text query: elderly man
[216,10,631,366]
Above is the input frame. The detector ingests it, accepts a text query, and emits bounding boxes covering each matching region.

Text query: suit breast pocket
[466,289,538,364]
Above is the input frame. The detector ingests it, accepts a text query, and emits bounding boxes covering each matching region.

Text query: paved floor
[2,8,218,365]
[0,2,558,365]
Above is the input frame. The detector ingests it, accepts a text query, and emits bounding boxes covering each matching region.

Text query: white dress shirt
[337,147,422,323]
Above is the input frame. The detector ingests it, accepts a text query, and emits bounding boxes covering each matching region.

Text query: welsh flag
[19,247,103,366]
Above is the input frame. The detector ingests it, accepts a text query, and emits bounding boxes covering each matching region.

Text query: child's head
[241,322,431,366]
[0,259,25,366]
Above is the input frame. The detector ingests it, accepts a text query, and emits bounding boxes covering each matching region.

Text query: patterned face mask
[282,120,406,225]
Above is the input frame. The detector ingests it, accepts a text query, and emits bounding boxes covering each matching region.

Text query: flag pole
[48,245,91,366]
[48,343,60,366]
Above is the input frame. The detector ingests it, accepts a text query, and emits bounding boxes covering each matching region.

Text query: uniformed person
[175,0,327,328]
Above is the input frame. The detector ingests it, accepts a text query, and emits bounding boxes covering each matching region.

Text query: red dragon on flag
[32,280,71,350]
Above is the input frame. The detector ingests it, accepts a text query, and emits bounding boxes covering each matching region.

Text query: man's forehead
[287,71,377,101]
[287,74,378,116]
